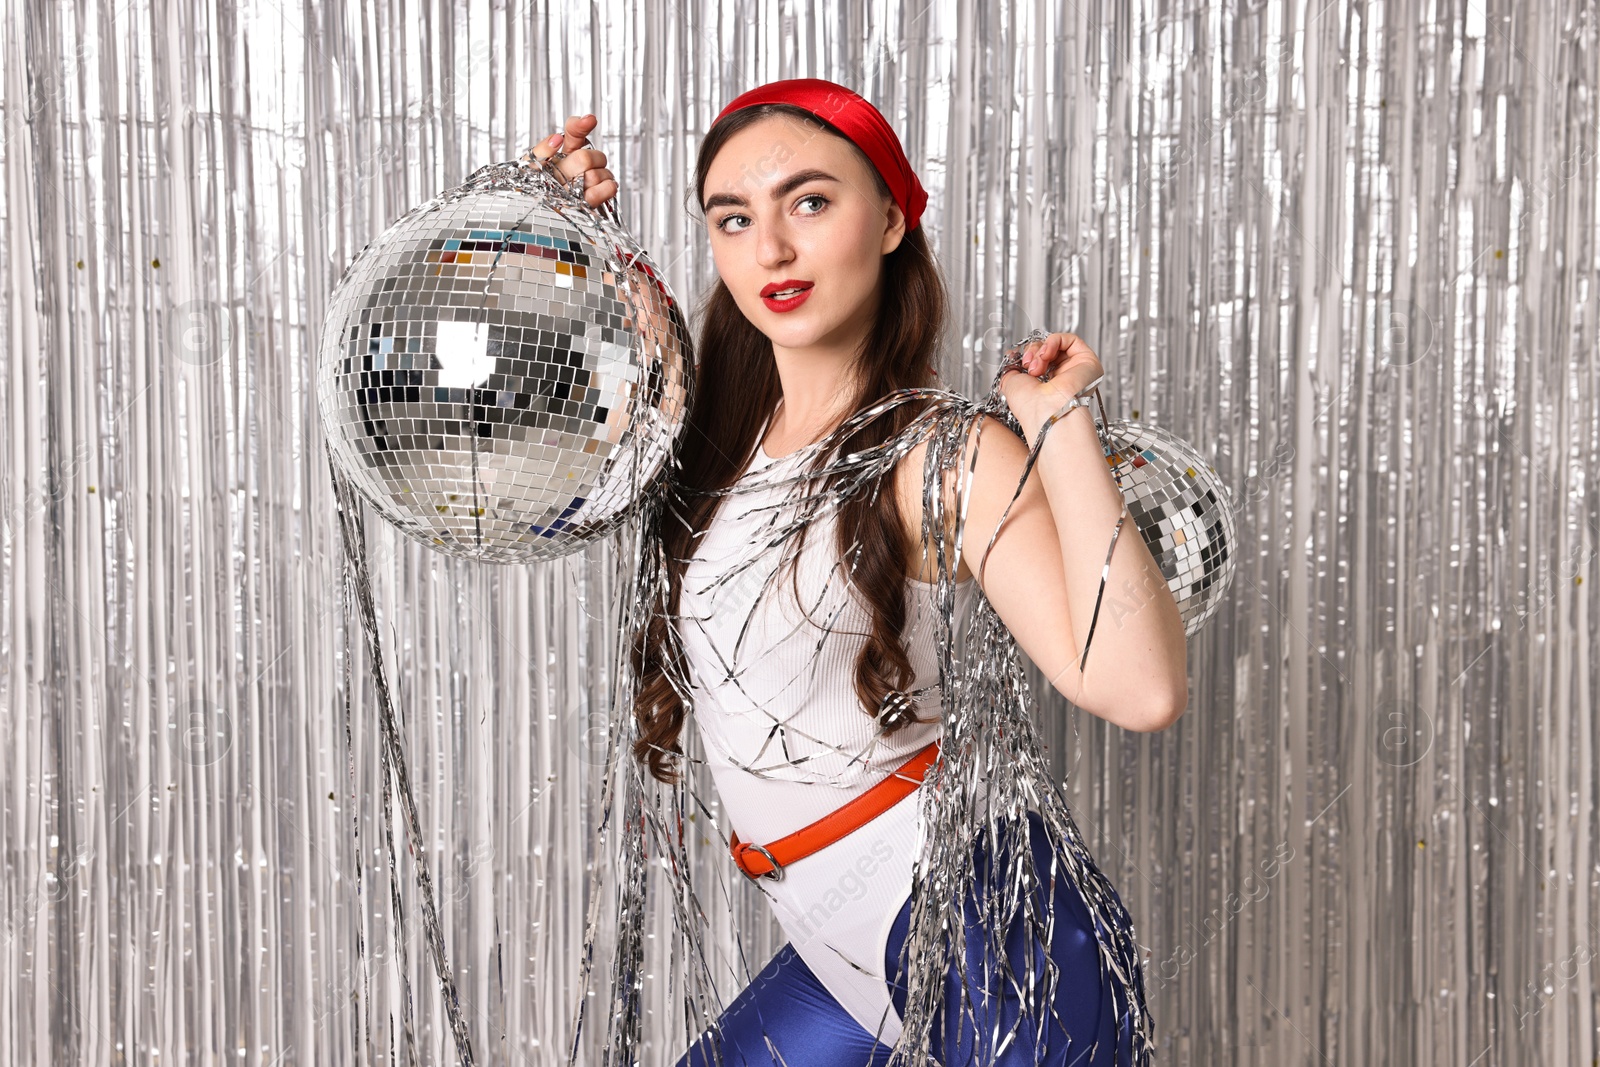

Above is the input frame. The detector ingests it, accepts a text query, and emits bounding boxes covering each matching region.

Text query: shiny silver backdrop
[2,0,1596,1063]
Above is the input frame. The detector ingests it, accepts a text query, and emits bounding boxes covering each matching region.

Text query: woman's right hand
[521,113,618,209]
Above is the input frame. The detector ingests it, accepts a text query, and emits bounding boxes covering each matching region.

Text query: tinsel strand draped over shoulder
[568,366,1155,1066]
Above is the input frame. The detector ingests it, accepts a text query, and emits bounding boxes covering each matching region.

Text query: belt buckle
[745,842,785,882]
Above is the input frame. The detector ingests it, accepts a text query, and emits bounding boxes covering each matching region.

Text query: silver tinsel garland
[573,368,1154,1066]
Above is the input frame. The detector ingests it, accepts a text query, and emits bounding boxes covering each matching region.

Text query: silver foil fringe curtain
[2,0,1598,1064]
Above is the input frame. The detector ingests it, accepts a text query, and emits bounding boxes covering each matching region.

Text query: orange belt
[729,739,941,882]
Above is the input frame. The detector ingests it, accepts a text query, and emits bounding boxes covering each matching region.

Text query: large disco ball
[1098,415,1237,635]
[317,159,693,563]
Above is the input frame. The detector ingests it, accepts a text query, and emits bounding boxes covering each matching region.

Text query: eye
[712,194,829,234]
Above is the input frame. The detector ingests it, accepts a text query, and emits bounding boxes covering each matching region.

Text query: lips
[760,279,814,313]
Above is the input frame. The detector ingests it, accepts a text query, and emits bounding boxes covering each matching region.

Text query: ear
[880,199,907,256]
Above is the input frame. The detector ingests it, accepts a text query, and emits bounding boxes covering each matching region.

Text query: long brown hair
[630,103,950,785]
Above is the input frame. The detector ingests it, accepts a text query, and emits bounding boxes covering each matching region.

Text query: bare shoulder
[894,436,966,583]
[958,413,1035,501]
[892,417,1031,586]
[960,412,1030,465]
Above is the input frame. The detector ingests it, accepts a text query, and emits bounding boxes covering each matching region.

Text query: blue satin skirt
[674,810,1135,1066]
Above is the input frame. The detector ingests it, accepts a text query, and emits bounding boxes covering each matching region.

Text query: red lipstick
[760,279,814,313]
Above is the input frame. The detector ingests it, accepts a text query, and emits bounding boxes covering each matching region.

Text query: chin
[741,310,822,348]
[762,321,829,347]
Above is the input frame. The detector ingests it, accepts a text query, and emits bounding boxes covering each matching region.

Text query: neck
[766,302,875,446]
[768,361,855,446]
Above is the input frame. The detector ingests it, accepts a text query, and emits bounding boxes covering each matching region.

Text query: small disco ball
[316,159,694,563]
[1099,418,1237,635]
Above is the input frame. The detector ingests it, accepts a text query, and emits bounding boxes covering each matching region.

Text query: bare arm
[953,340,1189,730]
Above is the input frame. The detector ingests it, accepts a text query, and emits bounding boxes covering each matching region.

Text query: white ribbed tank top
[678,417,978,1046]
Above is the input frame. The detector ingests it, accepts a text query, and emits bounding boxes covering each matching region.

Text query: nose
[754,213,795,271]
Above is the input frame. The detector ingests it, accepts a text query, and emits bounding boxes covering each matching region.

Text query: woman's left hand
[997,331,1105,439]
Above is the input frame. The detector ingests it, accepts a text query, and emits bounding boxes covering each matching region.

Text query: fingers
[1014,332,1105,394]
[582,174,618,208]
[521,131,564,164]
[539,146,608,176]
[526,113,597,158]
[528,140,608,176]
[562,113,597,154]
[523,115,617,207]
[1019,333,1064,375]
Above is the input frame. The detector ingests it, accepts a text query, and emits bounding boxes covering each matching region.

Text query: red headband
[712,78,929,232]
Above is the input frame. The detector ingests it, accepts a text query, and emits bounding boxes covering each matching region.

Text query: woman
[527,80,1188,1066]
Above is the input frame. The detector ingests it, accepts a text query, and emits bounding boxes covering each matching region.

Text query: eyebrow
[702,169,840,212]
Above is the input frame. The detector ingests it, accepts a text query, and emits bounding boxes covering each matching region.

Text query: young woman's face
[700,115,905,355]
